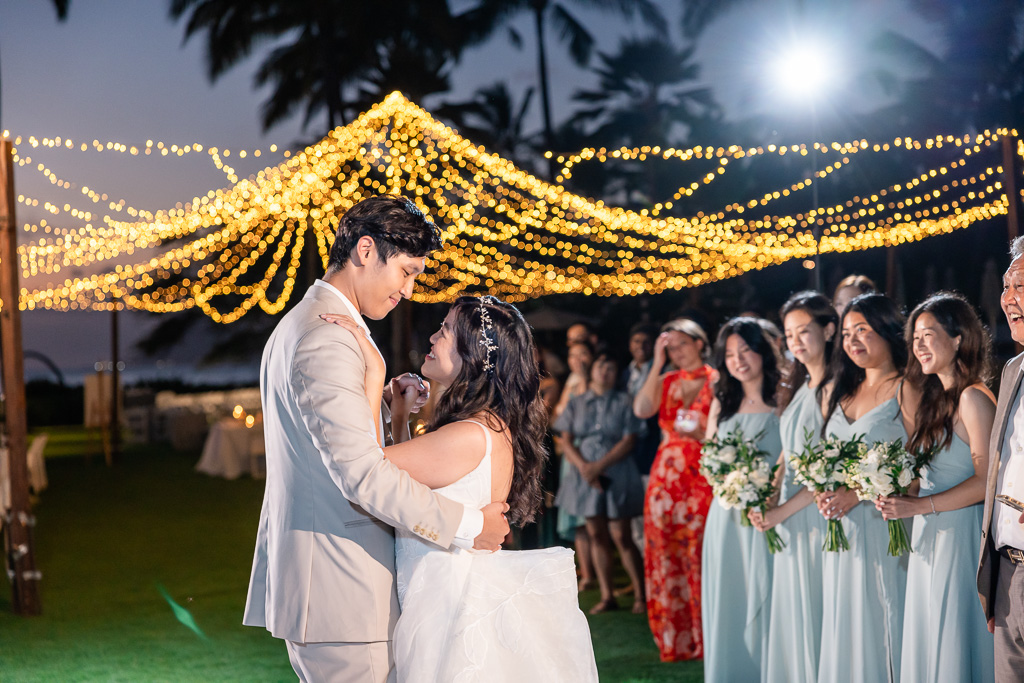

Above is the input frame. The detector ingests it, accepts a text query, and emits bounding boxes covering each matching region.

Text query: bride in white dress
[325,295,598,683]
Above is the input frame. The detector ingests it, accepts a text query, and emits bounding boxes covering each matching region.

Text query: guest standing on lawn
[633,318,714,661]
[555,340,597,589]
[750,292,835,683]
[555,354,646,613]
[876,292,995,682]
[702,317,783,683]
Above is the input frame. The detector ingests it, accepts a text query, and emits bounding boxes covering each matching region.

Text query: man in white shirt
[243,195,509,682]
[979,236,1024,681]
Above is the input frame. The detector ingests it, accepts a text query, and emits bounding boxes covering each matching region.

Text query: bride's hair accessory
[477,296,499,374]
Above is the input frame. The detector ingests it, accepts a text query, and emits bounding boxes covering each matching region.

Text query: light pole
[769,40,835,291]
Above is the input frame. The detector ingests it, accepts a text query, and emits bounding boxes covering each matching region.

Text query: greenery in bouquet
[700,428,785,553]
[789,430,865,552]
[844,438,931,556]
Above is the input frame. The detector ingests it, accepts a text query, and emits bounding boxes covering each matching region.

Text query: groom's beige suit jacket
[243,283,464,643]
[977,350,1024,619]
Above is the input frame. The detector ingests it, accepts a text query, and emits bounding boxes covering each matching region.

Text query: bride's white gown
[393,420,600,682]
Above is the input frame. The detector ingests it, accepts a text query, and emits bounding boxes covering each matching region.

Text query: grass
[0,433,701,682]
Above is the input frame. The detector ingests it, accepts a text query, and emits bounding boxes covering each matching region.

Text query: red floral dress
[644,365,714,662]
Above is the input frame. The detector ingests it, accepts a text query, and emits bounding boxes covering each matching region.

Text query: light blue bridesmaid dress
[766,382,827,683]
[818,397,908,683]
[900,433,994,682]
[702,410,782,683]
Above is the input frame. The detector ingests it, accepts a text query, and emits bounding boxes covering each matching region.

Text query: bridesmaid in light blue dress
[750,293,837,683]
[816,293,915,683]
[702,318,783,683]
[877,293,995,682]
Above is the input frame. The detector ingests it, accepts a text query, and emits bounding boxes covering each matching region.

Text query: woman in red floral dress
[633,318,715,662]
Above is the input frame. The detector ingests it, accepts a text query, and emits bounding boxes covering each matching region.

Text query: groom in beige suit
[979,237,1024,682]
[243,195,509,682]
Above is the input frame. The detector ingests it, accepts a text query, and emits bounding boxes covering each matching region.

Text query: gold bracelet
[929,496,937,515]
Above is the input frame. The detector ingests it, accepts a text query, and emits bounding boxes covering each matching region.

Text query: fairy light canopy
[2,92,1018,323]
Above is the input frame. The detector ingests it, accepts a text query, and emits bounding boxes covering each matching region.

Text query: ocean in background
[30,361,259,389]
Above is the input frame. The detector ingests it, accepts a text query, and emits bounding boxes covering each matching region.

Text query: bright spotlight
[771,41,834,102]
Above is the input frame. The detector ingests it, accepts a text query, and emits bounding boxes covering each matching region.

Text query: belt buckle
[1010,548,1024,564]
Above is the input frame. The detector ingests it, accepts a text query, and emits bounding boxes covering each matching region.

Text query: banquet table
[195,417,265,479]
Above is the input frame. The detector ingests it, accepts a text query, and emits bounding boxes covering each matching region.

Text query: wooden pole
[0,140,41,615]
[1003,131,1020,243]
[109,300,119,466]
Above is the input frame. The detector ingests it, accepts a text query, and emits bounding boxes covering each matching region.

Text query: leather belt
[999,546,1024,565]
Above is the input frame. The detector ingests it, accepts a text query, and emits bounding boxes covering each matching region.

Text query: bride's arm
[320,313,386,446]
[383,421,492,489]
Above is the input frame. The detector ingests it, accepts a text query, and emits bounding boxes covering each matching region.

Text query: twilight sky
[0,0,938,383]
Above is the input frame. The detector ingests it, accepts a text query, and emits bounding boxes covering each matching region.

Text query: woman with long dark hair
[701,318,783,683]
[750,292,836,683]
[876,292,995,682]
[324,295,598,682]
[816,293,917,683]
[633,318,715,661]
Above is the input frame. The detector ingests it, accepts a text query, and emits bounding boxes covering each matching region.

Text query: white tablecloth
[195,418,265,479]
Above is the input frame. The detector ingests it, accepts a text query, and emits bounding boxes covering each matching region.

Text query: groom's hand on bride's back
[474,502,511,551]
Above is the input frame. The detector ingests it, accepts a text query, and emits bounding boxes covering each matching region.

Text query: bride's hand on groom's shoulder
[319,313,384,378]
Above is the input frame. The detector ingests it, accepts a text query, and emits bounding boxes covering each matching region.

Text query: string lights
[1,93,1019,322]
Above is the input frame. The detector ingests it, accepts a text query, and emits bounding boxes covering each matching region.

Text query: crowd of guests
[534,247,1024,681]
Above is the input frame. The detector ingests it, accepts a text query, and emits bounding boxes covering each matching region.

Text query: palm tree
[169,0,465,133]
[565,36,720,205]
[866,1,1024,135]
[458,0,666,178]
[436,82,537,165]
[570,37,718,148]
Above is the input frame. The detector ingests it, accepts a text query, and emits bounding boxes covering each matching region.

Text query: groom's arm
[293,323,481,549]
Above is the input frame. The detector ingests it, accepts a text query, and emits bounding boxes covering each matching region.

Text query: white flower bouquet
[700,428,785,553]
[844,438,929,556]
[789,430,864,552]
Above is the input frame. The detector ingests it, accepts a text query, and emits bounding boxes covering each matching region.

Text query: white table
[195,417,265,479]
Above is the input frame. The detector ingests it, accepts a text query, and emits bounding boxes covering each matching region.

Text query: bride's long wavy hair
[426,296,548,525]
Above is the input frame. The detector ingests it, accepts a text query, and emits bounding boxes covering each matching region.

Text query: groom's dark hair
[327,195,443,270]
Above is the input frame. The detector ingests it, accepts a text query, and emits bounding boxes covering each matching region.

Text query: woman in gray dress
[555,354,646,614]
[702,317,784,683]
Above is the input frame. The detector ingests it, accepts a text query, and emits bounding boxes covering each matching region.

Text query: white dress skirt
[393,420,599,683]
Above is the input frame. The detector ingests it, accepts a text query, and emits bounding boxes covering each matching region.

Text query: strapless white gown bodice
[393,421,598,683]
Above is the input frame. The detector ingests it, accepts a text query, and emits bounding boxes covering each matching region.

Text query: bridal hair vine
[477,296,499,374]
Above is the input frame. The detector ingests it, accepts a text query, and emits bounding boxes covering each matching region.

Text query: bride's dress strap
[457,419,492,459]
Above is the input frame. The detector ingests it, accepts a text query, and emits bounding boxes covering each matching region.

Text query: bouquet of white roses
[844,438,930,556]
[789,430,864,552]
[700,428,785,553]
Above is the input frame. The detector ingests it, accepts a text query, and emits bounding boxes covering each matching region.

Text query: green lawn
[0,436,701,682]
